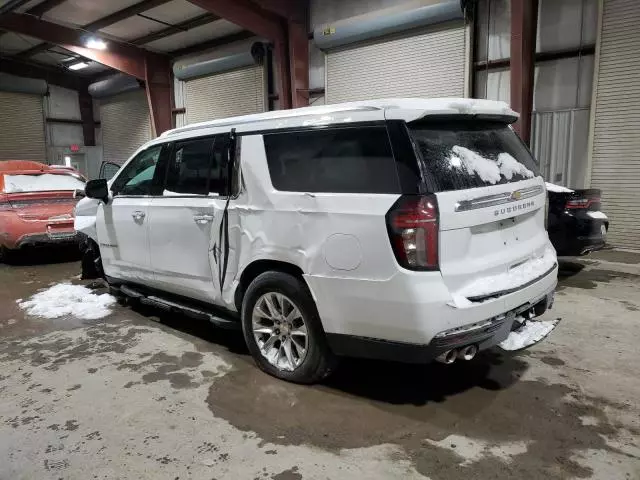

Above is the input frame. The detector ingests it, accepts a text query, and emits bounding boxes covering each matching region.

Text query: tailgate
[436,177,554,300]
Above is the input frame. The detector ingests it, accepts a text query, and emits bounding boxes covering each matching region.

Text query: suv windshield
[409,120,539,192]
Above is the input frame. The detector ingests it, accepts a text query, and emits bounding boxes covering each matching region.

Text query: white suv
[77,98,558,383]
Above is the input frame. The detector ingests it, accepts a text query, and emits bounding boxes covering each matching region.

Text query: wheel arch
[234,259,308,312]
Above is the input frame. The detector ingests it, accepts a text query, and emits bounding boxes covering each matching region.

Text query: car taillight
[566,197,600,209]
[386,194,439,270]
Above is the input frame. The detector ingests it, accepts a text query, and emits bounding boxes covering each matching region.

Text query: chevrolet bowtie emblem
[511,190,523,201]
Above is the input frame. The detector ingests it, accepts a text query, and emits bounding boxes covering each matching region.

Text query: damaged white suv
[77,98,558,383]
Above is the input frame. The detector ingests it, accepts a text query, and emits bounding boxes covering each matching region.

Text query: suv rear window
[263,126,400,194]
[408,120,539,192]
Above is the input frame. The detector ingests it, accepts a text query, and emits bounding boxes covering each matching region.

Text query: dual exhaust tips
[436,345,478,364]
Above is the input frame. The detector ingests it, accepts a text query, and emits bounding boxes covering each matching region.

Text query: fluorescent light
[85,38,107,50]
[68,61,89,70]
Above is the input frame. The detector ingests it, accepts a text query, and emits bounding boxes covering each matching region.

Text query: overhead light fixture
[68,61,89,70]
[85,38,107,50]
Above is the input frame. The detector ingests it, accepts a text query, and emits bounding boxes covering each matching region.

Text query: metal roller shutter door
[0,91,45,161]
[100,90,152,165]
[184,65,265,124]
[590,0,640,250]
[326,21,466,104]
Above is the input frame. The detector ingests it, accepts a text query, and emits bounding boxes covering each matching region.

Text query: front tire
[241,271,336,384]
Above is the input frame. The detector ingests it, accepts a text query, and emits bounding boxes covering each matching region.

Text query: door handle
[193,214,214,224]
[132,210,145,221]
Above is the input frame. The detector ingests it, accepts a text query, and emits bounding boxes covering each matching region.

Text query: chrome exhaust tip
[457,345,478,361]
[436,349,457,364]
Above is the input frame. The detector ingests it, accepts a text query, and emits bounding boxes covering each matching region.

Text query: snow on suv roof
[161,98,518,138]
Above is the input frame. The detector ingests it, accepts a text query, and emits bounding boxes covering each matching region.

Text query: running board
[118,284,239,330]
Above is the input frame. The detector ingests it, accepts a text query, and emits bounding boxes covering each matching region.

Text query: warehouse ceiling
[0,0,253,80]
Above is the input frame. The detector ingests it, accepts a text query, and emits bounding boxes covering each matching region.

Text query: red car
[0,161,86,261]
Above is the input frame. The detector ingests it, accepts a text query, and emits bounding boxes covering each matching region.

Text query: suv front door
[147,134,231,304]
[97,145,165,283]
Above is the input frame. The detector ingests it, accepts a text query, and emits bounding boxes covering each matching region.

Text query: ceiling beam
[132,12,220,45]
[169,30,255,57]
[25,0,68,17]
[84,0,173,31]
[13,0,173,59]
[0,0,31,15]
[186,0,284,41]
[250,0,306,23]
[0,56,87,90]
[0,12,163,79]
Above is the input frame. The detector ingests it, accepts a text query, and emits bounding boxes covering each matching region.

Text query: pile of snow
[4,174,85,193]
[458,246,557,299]
[545,182,574,193]
[448,146,534,184]
[19,283,116,320]
[499,319,559,351]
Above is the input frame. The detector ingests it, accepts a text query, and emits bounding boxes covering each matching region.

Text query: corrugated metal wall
[0,91,46,161]
[100,90,151,165]
[531,108,590,188]
[590,0,640,250]
[326,21,466,103]
[183,66,265,124]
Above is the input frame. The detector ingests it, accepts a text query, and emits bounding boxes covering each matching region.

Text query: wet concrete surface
[1,250,639,479]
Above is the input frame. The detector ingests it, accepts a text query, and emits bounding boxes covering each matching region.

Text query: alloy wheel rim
[252,292,308,372]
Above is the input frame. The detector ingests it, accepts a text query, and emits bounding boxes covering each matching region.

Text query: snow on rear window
[410,120,539,192]
[3,173,85,193]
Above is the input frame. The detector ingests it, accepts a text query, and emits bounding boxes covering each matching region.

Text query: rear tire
[241,271,336,384]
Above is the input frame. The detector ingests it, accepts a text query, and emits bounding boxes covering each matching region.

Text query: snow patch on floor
[19,283,116,320]
[425,434,530,466]
[499,319,558,351]
[458,246,557,299]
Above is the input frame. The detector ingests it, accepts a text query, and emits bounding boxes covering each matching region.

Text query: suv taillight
[386,195,439,270]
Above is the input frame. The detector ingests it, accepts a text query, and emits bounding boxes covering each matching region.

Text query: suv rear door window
[408,120,539,192]
[164,137,221,195]
[264,126,400,194]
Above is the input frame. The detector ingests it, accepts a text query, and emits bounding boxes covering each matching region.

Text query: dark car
[546,183,609,256]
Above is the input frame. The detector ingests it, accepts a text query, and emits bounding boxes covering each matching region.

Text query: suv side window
[164,136,225,196]
[111,145,163,196]
[263,126,400,194]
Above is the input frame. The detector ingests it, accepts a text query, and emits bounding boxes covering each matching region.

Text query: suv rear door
[147,134,231,304]
[408,120,553,302]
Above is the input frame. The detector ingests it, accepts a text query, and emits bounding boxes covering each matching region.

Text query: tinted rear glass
[409,120,540,192]
[263,126,400,194]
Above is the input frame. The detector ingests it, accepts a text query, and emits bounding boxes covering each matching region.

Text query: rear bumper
[326,290,555,363]
[306,261,558,358]
[12,231,78,249]
[549,213,609,256]
[0,215,76,249]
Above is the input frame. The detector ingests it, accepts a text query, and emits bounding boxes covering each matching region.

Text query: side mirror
[85,179,109,204]
[73,189,86,199]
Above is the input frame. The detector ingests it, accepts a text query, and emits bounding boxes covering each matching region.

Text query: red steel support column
[287,18,309,108]
[144,55,174,136]
[510,0,538,145]
[78,88,96,146]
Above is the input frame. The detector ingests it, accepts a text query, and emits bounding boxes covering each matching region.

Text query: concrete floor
[1,249,639,480]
